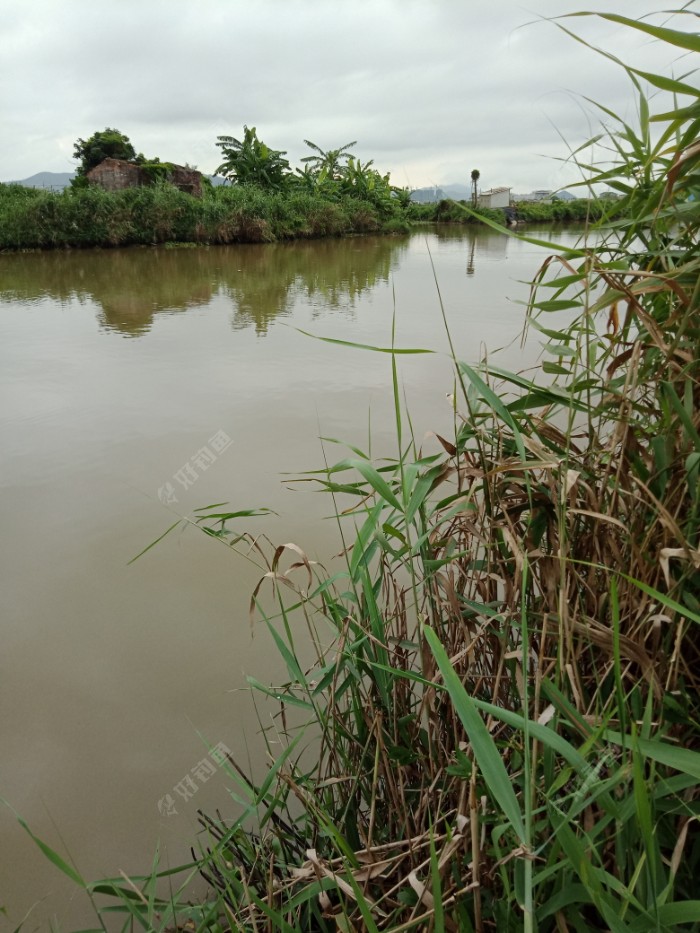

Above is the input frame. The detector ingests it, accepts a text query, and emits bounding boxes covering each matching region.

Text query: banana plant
[300,139,357,179]
[215,125,292,191]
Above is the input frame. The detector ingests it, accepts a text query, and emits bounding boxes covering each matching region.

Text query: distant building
[477,186,511,209]
[513,189,553,203]
[410,186,445,203]
[87,158,203,197]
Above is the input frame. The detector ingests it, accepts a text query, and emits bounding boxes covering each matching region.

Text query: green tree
[339,158,397,214]
[215,126,291,191]
[73,128,137,176]
[301,139,357,179]
[471,168,480,208]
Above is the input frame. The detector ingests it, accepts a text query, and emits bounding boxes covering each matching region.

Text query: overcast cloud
[1,0,695,191]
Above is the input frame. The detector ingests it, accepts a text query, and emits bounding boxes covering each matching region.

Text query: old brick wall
[87,158,144,191]
[87,158,203,197]
[170,166,203,198]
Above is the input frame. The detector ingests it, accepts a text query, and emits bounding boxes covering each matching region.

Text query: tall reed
[180,14,699,930]
[0,182,409,251]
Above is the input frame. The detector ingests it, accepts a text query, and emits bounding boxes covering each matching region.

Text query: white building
[513,189,553,203]
[477,186,512,209]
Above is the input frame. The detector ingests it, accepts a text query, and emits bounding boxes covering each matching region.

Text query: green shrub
[0,182,410,249]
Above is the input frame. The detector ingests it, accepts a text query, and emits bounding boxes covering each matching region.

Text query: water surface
[0,226,581,927]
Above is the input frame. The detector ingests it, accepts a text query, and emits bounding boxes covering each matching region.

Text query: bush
[0,180,412,250]
[172,12,697,931]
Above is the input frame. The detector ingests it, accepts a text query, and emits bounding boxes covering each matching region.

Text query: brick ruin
[86,158,203,197]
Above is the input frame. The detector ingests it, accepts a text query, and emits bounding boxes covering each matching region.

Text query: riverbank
[0,181,608,252]
[0,181,412,250]
[411,195,619,224]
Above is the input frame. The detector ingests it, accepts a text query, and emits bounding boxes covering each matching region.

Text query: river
[0,226,582,927]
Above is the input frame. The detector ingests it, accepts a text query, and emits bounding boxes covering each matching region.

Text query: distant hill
[4,170,228,190]
[411,183,473,203]
[411,187,445,203]
[410,185,579,205]
[441,184,471,200]
[9,173,462,201]
[6,171,75,190]
[5,173,573,202]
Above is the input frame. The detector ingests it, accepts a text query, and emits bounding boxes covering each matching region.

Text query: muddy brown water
[0,227,583,928]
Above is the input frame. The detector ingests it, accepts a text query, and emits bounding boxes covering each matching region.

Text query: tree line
[72,126,411,211]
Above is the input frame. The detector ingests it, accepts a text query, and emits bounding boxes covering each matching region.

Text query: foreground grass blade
[2,800,87,888]
[423,626,526,844]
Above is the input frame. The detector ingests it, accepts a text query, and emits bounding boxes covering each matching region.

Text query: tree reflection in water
[0,236,410,338]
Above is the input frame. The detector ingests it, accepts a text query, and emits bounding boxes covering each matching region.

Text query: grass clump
[0,179,411,251]
[176,13,698,931]
[8,9,700,931]
[411,196,617,226]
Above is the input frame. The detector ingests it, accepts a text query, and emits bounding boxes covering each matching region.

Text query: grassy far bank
[0,181,412,251]
[0,121,614,253]
[412,196,620,224]
[0,180,607,253]
[6,9,700,932]
[0,179,614,252]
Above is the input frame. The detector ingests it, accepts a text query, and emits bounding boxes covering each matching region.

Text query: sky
[1,1,696,191]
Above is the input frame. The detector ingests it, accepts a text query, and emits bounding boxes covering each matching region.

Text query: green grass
[0,181,410,251]
[410,196,618,225]
[0,181,597,253]
[5,8,700,931]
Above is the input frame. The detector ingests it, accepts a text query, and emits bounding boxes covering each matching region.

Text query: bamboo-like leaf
[350,459,402,512]
[459,362,526,461]
[627,68,700,98]
[423,626,526,842]
[294,327,433,354]
[2,799,86,888]
[661,381,700,453]
[628,903,700,932]
[127,520,182,565]
[605,731,700,780]
[246,676,312,710]
[566,12,700,55]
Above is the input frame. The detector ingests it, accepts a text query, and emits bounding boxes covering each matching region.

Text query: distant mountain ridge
[410,184,577,204]
[4,170,228,189]
[4,172,576,203]
[4,174,477,197]
[6,171,76,189]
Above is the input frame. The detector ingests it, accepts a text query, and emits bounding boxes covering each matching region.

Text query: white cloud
[0,0,693,189]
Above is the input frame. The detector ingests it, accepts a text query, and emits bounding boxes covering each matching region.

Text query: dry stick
[469,765,483,933]
[386,882,481,933]
[366,714,382,849]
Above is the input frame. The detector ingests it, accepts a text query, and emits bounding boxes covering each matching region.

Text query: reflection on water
[0,235,410,338]
[225,237,407,334]
[0,248,215,336]
[467,238,476,275]
[430,223,509,274]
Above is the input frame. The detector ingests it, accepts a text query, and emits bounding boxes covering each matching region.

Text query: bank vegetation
[0,180,413,251]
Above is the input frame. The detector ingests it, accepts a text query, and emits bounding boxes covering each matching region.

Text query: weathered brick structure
[168,165,203,197]
[87,158,142,191]
[87,158,203,197]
